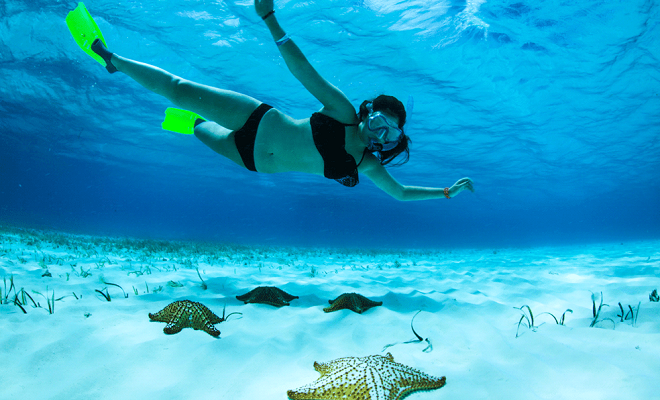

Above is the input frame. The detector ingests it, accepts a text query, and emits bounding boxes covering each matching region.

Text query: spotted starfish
[287,352,446,400]
[149,300,224,337]
[323,293,382,314]
[236,286,299,307]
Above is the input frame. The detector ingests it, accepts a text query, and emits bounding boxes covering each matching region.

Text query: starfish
[148,300,232,337]
[323,293,382,314]
[236,286,299,307]
[287,352,446,400]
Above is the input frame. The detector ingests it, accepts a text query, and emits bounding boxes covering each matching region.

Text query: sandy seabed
[1,227,659,400]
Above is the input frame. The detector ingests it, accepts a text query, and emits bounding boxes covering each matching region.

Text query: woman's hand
[448,177,474,198]
[254,0,274,19]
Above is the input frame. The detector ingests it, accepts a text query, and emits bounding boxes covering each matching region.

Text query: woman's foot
[91,39,118,74]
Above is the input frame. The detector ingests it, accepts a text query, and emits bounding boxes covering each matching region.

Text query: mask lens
[367,112,402,143]
[368,113,400,133]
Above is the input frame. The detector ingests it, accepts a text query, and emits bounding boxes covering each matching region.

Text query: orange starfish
[149,300,237,337]
[323,293,382,314]
[288,352,446,400]
[236,286,299,307]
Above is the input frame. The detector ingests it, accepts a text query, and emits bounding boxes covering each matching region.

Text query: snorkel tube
[406,95,414,129]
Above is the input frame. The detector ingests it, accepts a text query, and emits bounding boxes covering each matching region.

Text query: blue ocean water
[0,0,658,248]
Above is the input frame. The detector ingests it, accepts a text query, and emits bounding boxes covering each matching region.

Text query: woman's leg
[110,54,261,131]
[192,122,247,168]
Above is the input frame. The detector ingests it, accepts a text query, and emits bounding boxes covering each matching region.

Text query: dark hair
[358,95,410,166]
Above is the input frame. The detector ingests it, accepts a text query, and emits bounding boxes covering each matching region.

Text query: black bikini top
[310,112,366,187]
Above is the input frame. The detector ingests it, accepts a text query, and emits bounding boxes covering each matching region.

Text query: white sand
[1,228,659,399]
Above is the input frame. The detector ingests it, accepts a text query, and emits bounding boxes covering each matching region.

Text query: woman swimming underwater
[71,0,474,201]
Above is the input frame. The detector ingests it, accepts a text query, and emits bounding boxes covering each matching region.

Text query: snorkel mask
[364,102,404,152]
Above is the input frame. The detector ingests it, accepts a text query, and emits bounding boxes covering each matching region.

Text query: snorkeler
[66,0,474,201]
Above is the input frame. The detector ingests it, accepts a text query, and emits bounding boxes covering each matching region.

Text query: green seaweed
[383,311,432,353]
[101,279,129,298]
[590,292,615,329]
[196,267,207,290]
[515,305,572,337]
[71,265,92,278]
[12,297,27,314]
[32,287,63,314]
[407,310,432,352]
[537,309,573,326]
[515,305,535,337]
[19,288,38,308]
[617,301,641,326]
[2,275,16,304]
[633,302,641,327]
[219,303,242,322]
[95,287,111,302]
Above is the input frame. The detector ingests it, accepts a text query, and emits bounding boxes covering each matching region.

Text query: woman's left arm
[254,0,356,122]
[362,158,474,201]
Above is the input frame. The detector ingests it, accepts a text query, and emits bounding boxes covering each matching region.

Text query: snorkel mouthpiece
[367,139,382,152]
[367,138,399,152]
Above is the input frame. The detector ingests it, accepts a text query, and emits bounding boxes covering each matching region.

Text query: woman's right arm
[254,0,356,123]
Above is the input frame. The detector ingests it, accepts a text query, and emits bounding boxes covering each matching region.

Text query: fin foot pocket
[91,39,117,73]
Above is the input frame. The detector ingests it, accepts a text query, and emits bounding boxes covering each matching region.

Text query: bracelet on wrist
[262,10,275,20]
[275,34,291,47]
[444,187,451,199]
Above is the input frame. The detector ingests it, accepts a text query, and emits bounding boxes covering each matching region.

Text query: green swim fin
[162,108,205,134]
[66,2,108,68]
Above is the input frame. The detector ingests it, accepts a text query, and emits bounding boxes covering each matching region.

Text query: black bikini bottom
[233,103,273,172]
